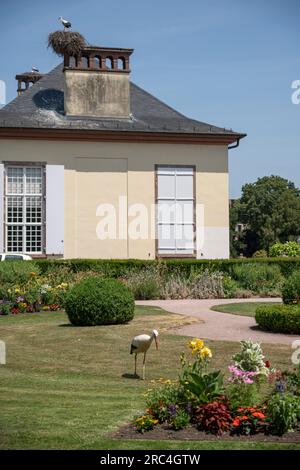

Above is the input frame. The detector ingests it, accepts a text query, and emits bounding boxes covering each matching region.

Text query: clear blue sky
[1,0,299,197]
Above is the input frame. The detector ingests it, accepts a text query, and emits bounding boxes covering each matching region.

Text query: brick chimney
[63,46,133,118]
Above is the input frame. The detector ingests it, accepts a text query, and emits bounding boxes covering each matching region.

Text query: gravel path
[136,298,299,345]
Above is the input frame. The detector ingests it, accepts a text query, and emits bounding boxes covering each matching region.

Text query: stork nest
[48,31,86,57]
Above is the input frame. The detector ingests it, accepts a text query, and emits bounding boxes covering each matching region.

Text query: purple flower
[168,404,177,418]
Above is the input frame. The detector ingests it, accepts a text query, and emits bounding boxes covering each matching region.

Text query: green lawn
[0,306,298,450]
[211,302,281,317]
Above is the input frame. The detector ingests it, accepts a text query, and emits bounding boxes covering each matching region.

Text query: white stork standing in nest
[59,16,72,31]
[130,329,159,380]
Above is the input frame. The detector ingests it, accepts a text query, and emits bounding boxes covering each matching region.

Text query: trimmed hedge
[65,277,134,326]
[255,304,300,334]
[282,271,300,305]
[35,257,300,278]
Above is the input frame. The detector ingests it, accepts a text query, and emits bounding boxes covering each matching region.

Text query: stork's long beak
[155,336,159,350]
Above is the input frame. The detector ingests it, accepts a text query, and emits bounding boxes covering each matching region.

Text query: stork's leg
[134,354,137,376]
[142,352,147,380]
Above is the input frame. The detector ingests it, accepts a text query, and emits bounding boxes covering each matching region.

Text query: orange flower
[232,418,240,427]
[240,415,249,421]
[252,412,265,420]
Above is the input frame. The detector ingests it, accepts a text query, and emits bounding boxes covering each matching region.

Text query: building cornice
[0,127,246,145]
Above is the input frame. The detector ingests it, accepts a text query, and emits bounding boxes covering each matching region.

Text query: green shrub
[65,277,134,326]
[252,250,268,258]
[267,393,300,435]
[0,261,40,285]
[146,383,186,423]
[170,409,190,430]
[34,258,300,279]
[123,269,161,300]
[269,241,300,258]
[282,271,300,304]
[231,263,283,293]
[0,302,12,315]
[255,304,300,334]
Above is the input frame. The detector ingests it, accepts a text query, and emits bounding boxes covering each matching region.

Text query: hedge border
[34,257,300,278]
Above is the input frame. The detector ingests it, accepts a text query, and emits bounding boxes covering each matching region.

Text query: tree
[237,176,300,256]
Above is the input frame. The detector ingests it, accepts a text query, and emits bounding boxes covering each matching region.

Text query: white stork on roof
[59,16,72,31]
[130,329,159,380]
[31,67,39,73]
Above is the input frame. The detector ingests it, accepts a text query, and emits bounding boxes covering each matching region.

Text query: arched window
[69,56,77,68]
[118,57,126,70]
[105,56,113,69]
[93,56,101,69]
[81,56,89,69]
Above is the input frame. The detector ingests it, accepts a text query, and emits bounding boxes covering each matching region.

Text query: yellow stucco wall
[0,139,229,259]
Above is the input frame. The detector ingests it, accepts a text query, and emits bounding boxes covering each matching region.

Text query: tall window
[156,166,195,256]
[5,166,44,253]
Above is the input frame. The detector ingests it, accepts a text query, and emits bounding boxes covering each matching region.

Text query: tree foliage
[231,176,300,256]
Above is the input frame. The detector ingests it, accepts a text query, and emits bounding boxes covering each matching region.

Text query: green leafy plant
[282,271,300,304]
[169,408,190,430]
[269,242,300,258]
[0,302,12,315]
[180,339,224,405]
[145,382,186,423]
[231,263,283,294]
[255,304,300,334]
[267,393,300,435]
[65,277,134,326]
[194,400,232,435]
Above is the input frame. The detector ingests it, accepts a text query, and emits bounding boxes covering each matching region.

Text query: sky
[0,0,299,197]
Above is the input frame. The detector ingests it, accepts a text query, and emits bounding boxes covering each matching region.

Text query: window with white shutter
[4,165,45,254]
[156,166,195,256]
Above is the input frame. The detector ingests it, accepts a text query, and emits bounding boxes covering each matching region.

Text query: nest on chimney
[48,31,86,57]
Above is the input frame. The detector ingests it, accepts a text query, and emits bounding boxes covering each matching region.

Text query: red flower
[240,415,249,421]
[252,412,265,420]
[232,418,240,427]
[265,360,270,368]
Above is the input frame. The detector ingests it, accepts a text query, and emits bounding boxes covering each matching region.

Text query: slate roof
[0,64,244,137]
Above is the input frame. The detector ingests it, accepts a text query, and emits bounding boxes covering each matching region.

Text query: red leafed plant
[193,400,232,435]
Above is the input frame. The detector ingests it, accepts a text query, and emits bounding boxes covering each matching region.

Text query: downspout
[228,138,240,150]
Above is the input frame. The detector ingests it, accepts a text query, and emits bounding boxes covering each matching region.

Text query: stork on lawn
[130,329,159,380]
[59,16,72,31]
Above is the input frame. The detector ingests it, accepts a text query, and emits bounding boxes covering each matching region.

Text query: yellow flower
[200,347,212,358]
[164,379,171,385]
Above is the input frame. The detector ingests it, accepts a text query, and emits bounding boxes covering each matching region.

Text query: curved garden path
[136,298,299,345]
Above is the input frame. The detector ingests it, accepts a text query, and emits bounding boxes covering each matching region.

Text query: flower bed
[129,340,300,439]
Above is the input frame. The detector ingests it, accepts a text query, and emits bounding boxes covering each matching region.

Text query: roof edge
[0,127,246,144]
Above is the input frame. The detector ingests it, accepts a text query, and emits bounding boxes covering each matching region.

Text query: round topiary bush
[65,277,134,326]
[282,271,300,305]
[255,304,300,334]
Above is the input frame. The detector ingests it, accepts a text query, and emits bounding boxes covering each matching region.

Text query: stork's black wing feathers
[130,344,137,355]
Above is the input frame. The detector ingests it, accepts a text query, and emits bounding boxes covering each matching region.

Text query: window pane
[158,224,176,252]
[176,175,193,199]
[157,200,176,224]
[26,167,42,194]
[26,225,42,252]
[175,224,195,251]
[7,167,23,194]
[26,196,42,223]
[176,201,194,224]
[7,225,23,252]
[7,196,23,223]
[157,174,175,199]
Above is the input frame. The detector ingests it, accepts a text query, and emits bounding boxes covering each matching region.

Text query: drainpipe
[228,138,240,150]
